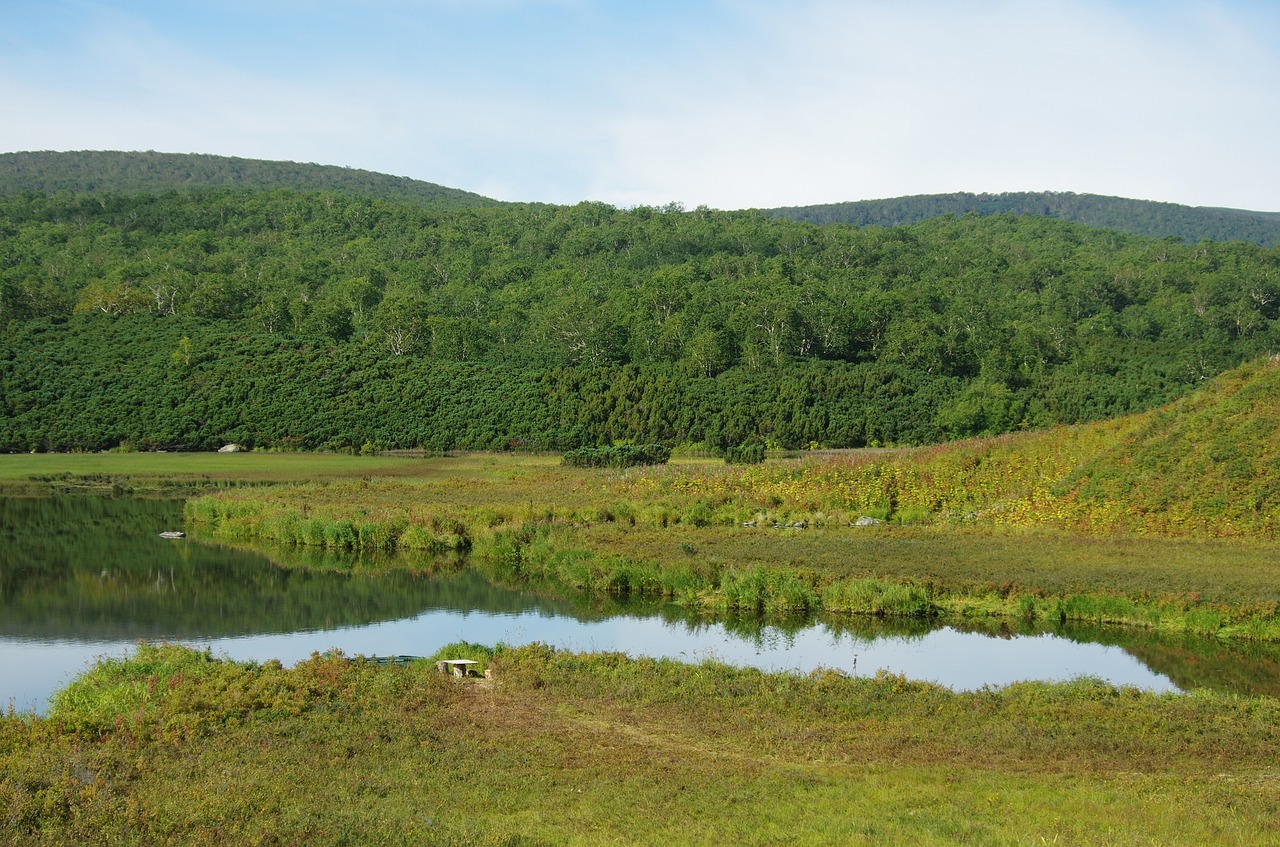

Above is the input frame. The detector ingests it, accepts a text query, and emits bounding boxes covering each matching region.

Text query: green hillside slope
[844,355,1280,538]
[0,150,502,209]
[766,192,1280,247]
[1058,355,1280,535]
[636,356,1280,539]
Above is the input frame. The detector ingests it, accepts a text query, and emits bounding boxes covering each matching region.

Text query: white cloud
[590,1,1280,210]
[2,0,1278,209]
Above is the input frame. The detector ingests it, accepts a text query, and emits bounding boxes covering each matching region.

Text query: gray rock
[853,516,884,527]
[217,443,246,453]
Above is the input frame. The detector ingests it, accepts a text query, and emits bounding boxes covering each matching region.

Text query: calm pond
[4,495,1280,714]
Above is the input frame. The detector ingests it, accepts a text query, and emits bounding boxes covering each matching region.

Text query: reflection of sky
[1,639,128,715]
[2,609,1180,715]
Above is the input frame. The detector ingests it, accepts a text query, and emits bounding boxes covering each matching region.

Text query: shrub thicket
[562,444,672,468]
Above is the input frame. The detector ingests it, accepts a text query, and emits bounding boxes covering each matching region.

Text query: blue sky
[3,0,1279,210]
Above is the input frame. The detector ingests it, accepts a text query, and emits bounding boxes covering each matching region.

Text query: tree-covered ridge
[0,150,502,210]
[766,191,1280,247]
[1,188,1277,451]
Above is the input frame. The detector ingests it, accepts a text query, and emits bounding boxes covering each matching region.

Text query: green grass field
[0,450,508,487]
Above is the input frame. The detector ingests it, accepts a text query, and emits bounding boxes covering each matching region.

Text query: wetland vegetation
[171,360,1280,645]
[4,641,1279,845]
[4,375,1280,841]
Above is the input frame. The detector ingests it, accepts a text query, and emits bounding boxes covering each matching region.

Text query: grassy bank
[5,446,1277,639]
[9,441,1280,842]
[0,451,489,495]
[171,450,1280,642]
[470,523,1280,640]
[4,643,1278,846]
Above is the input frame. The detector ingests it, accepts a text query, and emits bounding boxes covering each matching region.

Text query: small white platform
[436,659,479,677]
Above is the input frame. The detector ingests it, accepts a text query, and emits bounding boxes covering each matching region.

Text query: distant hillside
[765,192,1280,247]
[0,150,503,210]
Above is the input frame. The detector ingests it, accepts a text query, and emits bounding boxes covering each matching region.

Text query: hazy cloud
[2,0,1277,209]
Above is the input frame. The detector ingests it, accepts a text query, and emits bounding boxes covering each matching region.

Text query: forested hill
[11,153,1278,247]
[0,151,502,210]
[765,192,1280,247]
[2,189,1278,453]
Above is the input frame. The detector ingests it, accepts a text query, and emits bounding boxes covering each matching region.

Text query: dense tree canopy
[767,191,1280,248]
[2,188,1277,452]
[0,151,501,210]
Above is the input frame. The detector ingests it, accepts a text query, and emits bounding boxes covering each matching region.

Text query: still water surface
[4,495,1279,714]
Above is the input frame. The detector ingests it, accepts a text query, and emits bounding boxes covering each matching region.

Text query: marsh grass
[10,373,1280,842]
[6,644,1280,845]
[11,450,1280,639]
[154,450,1280,641]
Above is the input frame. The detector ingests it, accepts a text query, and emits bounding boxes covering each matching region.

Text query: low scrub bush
[562,444,671,468]
[723,442,766,465]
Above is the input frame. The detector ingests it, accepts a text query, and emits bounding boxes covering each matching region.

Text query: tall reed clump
[716,567,820,615]
[397,516,471,552]
[471,520,671,598]
[823,577,938,617]
[185,494,469,554]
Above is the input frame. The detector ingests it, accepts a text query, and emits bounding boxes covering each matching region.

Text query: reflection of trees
[1050,622,1280,699]
[818,614,941,643]
[0,496,577,640]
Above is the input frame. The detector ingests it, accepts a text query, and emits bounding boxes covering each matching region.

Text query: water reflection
[3,495,1279,716]
[0,495,577,640]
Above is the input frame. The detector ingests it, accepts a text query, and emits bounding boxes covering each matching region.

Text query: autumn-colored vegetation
[4,642,1279,845]
[7,362,1280,843]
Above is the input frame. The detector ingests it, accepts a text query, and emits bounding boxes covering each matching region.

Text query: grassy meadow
[4,430,1279,638]
[3,642,1279,845]
[0,449,469,491]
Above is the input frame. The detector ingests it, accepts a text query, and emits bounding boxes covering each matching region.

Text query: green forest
[2,168,1279,452]
[0,150,500,210]
[6,154,1280,847]
[768,191,1280,247]
[8,152,1279,245]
